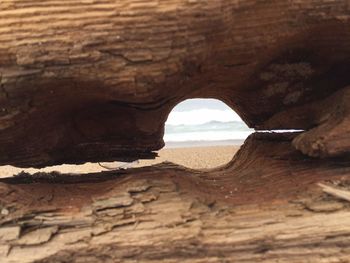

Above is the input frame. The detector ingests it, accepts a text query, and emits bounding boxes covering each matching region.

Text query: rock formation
[1,1,350,262]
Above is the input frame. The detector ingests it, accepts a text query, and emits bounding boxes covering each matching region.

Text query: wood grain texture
[1,134,350,262]
[1,0,350,166]
[1,2,350,262]
[292,86,350,158]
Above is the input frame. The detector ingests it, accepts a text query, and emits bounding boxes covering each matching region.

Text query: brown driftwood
[1,134,350,262]
[2,1,350,262]
[1,0,350,166]
[292,86,350,158]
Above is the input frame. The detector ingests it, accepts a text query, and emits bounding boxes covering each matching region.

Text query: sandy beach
[137,145,239,169]
[0,145,240,178]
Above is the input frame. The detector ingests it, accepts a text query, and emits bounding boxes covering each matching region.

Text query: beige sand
[137,145,239,169]
[0,145,240,178]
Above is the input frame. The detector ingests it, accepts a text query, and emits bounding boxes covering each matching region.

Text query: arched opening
[0,99,252,177]
[160,98,253,169]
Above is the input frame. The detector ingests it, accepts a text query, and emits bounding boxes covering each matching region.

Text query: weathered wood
[1,134,350,262]
[1,1,350,166]
[2,1,350,262]
[292,86,350,158]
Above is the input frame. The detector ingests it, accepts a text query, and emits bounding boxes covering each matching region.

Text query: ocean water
[164,105,253,147]
[164,120,253,142]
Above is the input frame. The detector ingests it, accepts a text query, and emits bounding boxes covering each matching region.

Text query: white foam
[164,130,253,142]
[166,109,243,126]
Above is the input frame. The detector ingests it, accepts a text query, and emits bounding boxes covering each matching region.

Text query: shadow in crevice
[1,132,350,206]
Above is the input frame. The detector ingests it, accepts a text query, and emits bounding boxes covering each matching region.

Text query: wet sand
[0,145,240,178]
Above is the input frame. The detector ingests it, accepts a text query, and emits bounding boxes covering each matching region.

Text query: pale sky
[166,99,244,125]
[171,99,230,112]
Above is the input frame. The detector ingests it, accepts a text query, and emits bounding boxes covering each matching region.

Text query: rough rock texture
[1,0,350,166]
